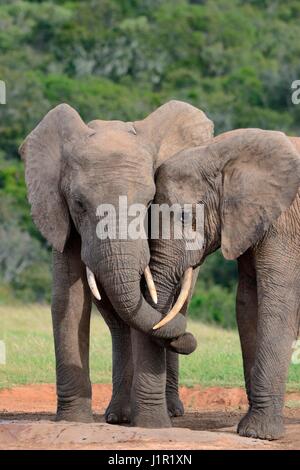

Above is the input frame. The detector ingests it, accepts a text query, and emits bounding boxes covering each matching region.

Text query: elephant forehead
[86,120,139,153]
[69,131,153,169]
[66,151,155,204]
[155,180,201,206]
[63,126,155,199]
[88,119,136,134]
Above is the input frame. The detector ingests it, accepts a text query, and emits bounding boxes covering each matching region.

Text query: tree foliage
[0,0,299,322]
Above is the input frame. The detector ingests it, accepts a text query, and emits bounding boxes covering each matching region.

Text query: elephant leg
[238,247,299,440]
[166,351,184,417]
[94,296,133,424]
[105,327,133,424]
[236,251,258,406]
[165,266,199,417]
[131,329,171,428]
[52,234,93,422]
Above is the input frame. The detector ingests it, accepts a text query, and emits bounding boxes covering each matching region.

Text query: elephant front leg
[131,330,171,428]
[238,250,299,440]
[166,351,184,417]
[52,236,93,423]
[237,313,294,440]
[105,327,133,424]
[165,266,199,418]
[236,251,258,407]
[94,298,133,424]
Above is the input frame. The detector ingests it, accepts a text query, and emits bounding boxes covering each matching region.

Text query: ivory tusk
[144,266,158,304]
[86,266,101,300]
[153,267,193,330]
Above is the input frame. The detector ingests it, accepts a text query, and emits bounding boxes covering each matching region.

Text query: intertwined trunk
[94,239,187,339]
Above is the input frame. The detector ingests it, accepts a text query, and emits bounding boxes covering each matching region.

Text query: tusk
[144,266,158,304]
[153,267,193,330]
[86,267,101,300]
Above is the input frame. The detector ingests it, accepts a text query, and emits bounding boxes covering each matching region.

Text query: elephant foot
[167,393,184,417]
[132,407,172,428]
[105,396,131,424]
[56,397,93,423]
[237,407,284,440]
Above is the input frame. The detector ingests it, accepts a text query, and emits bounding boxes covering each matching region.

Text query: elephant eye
[75,199,85,211]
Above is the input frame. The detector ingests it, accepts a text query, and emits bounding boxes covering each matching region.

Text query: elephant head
[149,129,300,329]
[19,100,213,343]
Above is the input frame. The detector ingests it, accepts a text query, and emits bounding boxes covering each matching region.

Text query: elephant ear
[19,103,94,252]
[214,129,300,260]
[135,100,214,169]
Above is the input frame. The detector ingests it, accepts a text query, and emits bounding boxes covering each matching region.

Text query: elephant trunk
[141,250,198,355]
[102,273,187,339]
[89,241,187,340]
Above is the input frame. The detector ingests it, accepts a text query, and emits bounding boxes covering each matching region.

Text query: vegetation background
[1,0,300,329]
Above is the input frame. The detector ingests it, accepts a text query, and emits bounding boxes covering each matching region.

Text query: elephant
[19,100,213,427]
[148,129,300,439]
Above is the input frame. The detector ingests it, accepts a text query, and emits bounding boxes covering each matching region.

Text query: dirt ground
[0,384,300,450]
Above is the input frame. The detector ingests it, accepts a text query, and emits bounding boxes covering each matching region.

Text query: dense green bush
[189,282,237,329]
[0,0,299,325]
[188,251,237,328]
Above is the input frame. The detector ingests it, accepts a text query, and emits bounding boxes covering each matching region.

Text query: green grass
[0,305,299,391]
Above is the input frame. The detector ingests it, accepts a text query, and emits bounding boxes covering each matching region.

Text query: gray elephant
[20,100,213,427]
[149,129,300,439]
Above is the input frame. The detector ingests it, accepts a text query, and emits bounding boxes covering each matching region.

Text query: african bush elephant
[149,129,300,439]
[20,100,213,427]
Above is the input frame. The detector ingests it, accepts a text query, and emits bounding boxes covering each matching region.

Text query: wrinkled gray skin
[150,129,300,439]
[20,100,213,427]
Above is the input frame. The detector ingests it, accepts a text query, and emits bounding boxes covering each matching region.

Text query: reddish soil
[0,384,300,450]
